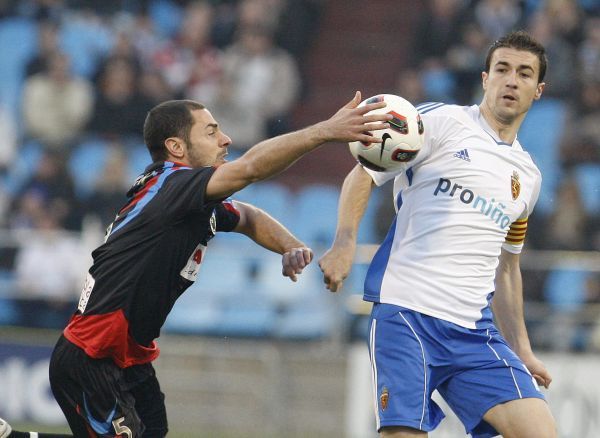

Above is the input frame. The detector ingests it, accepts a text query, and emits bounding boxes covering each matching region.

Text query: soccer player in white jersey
[320,31,557,438]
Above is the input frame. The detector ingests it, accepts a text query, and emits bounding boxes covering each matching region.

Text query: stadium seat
[357,188,384,244]
[235,182,294,227]
[149,0,184,38]
[293,184,340,246]
[216,291,278,337]
[4,140,44,195]
[519,99,567,215]
[59,16,113,78]
[0,18,37,120]
[543,268,590,312]
[191,251,253,300]
[274,294,333,340]
[573,163,600,215]
[0,297,18,326]
[125,141,151,182]
[69,138,111,199]
[163,291,222,335]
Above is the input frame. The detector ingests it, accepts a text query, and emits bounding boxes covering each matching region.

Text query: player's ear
[534,82,545,100]
[165,137,185,159]
[481,71,489,91]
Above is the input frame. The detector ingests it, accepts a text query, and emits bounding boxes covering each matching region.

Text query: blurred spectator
[201,22,300,150]
[544,0,584,48]
[13,208,86,329]
[542,175,589,250]
[237,0,284,31]
[139,69,175,105]
[394,68,427,105]
[93,30,142,83]
[24,18,61,78]
[275,0,323,61]
[474,0,523,41]
[560,80,600,167]
[577,16,600,82]
[85,146,129,228]
[411,0,467,68]
[9,150,81,231]
[87,57,153,140]
[446,22,489,104]
[528,10,577,99]
[22,51,94,152]
[151,1,221,98]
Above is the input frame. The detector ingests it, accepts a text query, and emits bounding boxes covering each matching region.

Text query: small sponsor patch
[77,272,95,313]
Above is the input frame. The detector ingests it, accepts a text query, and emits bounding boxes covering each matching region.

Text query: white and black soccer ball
[349,94,424,172]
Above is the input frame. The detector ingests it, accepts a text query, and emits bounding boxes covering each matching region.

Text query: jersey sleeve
[214,199,241,232]
[160,166,219,216]
[502,217,528,254]
[364,103,449,186]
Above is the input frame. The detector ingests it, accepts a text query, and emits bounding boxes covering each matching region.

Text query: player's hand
[521,352,552,388]
[318,91,392,144]
[318,243,355,292]
[282,247,313,282]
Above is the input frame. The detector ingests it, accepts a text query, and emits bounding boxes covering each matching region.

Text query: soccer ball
[349,94,424,172]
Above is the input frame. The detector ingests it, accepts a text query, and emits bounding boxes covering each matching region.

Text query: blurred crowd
[0,0,598,351]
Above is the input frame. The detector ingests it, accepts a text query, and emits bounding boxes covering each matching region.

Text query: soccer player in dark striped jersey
[1,93,392,438]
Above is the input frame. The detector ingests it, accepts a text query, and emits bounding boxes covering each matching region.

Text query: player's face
[185,109,232,167]
[481,48,545,125]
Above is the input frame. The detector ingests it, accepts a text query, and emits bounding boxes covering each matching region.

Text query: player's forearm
[236,124,328,184]
[492,259,534,357]
[333,165,374,247]
[235,203,305,254]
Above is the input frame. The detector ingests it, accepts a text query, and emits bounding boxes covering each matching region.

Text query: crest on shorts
[511,170,520,200]
[380,387,389,411]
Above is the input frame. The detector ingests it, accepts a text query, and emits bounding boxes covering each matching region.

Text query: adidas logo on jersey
[453,149,471,162]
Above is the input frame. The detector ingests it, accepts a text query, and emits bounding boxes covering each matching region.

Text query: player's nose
[220,132,232,148]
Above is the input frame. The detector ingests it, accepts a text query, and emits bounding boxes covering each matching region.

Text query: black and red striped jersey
[64,161,240,368]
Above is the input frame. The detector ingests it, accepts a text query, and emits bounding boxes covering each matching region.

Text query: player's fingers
[283,266,298,282]
[344,91,361,109]
[357,132,384,144]
[363,122,390,132]
[359,100,387,114]
[363,112,393,123]
[303,248,314,265]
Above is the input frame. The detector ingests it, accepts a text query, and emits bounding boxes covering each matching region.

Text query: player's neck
[478,103,521,144]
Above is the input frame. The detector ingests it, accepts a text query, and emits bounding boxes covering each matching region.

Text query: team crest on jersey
[511,171,520,200]
[380,387,389,411]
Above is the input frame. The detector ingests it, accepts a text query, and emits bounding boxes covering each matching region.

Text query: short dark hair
[484,30,548,83]
[143,100,206,162]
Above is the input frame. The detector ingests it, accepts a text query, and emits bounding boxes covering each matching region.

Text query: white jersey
[363,103,541,328]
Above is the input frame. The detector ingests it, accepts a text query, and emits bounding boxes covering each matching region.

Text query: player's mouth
[502,94,517,102]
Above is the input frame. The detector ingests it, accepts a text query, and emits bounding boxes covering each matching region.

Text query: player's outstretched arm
[205,91,391,200]
[233,201,313,282]
[319,164,374,292]
[493,249,552,388]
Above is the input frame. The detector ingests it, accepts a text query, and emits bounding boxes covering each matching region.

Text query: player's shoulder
[416,102,474,119]
[513,140,542,177]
